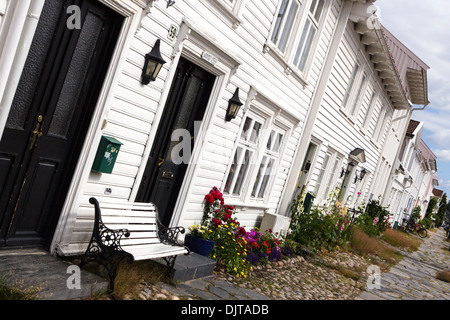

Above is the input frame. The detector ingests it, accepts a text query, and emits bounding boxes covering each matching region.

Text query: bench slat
[125,244,188,260]
[101,216,156,224]
[101,210,157,218]
[95,202,156,211]
[120,237,161,246]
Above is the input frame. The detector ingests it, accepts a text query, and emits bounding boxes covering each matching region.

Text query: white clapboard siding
[65,0,346,252]
[306,22,394,205]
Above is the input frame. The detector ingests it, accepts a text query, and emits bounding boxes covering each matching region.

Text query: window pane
[249,121,262,143]
[252,156,268,197]
[224,147,242,193]
[314,0,325,21]
[272,133,283,152]
[293,19,311,67]
[349,74,367,116]
[296,22,316,71]
[241,117,253,140]
[258,158,275,198]
[233,149,252,195]
[342,63,359,107]
[309,0,318,13]
[362,92,376,127]
[324,157,339,200]
[314,153,330,196]
[278,0,298,52]
[271,0,289,43]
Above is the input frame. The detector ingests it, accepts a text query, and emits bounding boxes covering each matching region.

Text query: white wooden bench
[80,197,189,291]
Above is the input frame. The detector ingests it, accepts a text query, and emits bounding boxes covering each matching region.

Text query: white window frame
[223,104,289,204]
[314,150,343,204]
[375,107,391,144]
[251,127,285,200]
[361,88,378,131]
[200,0,246,28]
[266,0,329,82]
[223,114,264,196]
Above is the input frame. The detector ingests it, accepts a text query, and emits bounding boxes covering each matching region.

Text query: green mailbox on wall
[92,135,123,174]
[303,192,315,214]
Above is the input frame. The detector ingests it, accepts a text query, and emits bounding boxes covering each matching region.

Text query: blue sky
[377,0,450,198]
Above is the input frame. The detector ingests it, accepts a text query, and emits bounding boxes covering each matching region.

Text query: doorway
[0,0,123,248]
[136,57,215,226]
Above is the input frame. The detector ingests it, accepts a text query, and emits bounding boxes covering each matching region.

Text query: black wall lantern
[141,39,166,85]
[354,168,367,183]
[226,88,243,121]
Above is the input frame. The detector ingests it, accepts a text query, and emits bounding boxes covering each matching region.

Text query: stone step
[171,253,216,283]
[0,248,109,300]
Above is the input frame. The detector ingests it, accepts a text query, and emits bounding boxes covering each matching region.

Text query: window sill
[224,197,270,211]
[199,0,243,29]
[263,42,308,89]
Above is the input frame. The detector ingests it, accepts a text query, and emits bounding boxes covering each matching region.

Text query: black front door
[0,0,123,248]
[136,57,215,226]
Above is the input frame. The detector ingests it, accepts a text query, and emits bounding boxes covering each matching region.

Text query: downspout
[0,0,45,140]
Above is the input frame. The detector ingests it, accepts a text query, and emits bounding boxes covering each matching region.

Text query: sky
[376,0,450,198]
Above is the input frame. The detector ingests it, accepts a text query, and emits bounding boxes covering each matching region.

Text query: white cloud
[439,179,450,189]
[434,150,450,163]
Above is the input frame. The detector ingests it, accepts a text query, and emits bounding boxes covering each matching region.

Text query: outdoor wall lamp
[340,161,356,178]
[225,88,243,121]
[141,39,166,85]
[354,168,367,183]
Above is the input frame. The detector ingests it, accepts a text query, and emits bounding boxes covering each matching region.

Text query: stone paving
[357,228,450,300]
[142,229,450,301]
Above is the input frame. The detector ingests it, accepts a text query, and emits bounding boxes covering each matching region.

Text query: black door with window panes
[136,58,215,226]
[0,0,123,248]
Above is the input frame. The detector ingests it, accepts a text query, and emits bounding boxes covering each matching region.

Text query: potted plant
[184,224,215,256]
[184,187,225,256]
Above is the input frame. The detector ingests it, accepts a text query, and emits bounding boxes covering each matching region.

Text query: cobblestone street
[145,229,449,301]
[357,228,450,300]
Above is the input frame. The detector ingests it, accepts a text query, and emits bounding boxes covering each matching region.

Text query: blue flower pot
[184,234,215,256]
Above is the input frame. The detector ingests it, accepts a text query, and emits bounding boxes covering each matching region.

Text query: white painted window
[224,116,262,196]
[224,109,287,202]
[375,109,391,143]
[372,107,386,143]
[314,150,343,203]
[251,129,284,199]
[202,0,246,28]
[348,73,367,117]
[313,152,330,197]
[270,0,328,73]
[342,62,360,108]
[322,153,342,201]
[361,90,377,129]
[293,0,326,71]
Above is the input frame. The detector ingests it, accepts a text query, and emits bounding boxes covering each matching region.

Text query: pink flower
[357,192,361,197]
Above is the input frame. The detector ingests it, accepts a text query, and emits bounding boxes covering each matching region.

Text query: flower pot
[184,234,215,256]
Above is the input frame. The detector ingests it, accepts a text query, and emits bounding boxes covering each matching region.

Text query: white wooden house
[0,0,359,254]
[386,120,439,227]
[280,2,430,215]
[0,0,431,256]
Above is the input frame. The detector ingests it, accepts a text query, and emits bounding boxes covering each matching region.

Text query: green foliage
[425,196,438,219]
[435,193,447,227]
[411,205,422,222]
[354,199,392,236]
[288,188,352,252]
[420,217,432,229]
